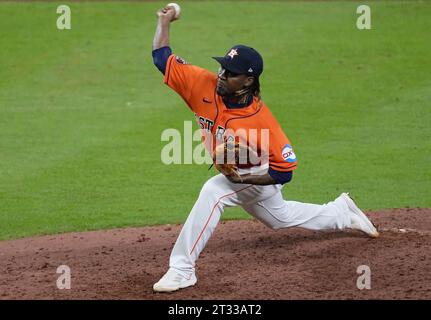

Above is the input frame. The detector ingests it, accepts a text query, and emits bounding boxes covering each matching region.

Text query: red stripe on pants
[189,185,254,256]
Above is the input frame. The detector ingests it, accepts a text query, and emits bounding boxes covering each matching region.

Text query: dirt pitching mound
[0,208,430,300]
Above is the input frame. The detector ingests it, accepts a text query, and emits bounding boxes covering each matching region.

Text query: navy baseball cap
[213,45,263,78]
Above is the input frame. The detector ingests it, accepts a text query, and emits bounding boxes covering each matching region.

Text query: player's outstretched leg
[242,191,379,237]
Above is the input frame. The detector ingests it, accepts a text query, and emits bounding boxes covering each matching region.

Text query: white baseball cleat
[153,269,197,293]
[341,192,379,238]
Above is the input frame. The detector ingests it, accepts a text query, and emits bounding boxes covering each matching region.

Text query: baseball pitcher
[151,5,379,293]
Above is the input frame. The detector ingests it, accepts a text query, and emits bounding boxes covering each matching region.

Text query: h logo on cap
[227,49,239,59]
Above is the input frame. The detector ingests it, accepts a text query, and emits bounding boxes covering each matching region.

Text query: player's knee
[199,179,224,199]
[261,221,283,230]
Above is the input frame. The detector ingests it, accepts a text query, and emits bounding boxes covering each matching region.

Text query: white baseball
[167,3,181,19]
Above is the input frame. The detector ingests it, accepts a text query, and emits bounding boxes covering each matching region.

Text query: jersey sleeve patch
[281,144,296,163]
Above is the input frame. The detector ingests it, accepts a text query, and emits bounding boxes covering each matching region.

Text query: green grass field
[1,1,430,240]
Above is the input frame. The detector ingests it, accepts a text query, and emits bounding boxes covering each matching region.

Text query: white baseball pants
[169,174,351,278]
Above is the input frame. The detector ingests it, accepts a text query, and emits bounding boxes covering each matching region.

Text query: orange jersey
[164,54,297,172]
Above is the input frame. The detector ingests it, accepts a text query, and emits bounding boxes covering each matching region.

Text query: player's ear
[244,76,254,88]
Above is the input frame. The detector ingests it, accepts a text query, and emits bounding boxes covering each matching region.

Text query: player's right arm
[153,6,176,51]
[151,7,215,109]
[152,6,176,74]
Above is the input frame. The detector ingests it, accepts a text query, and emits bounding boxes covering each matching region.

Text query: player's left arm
[226,172,275,185]
[226,170,292,185]
[227,125,297,185]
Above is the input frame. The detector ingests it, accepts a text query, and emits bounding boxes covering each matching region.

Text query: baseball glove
[212,141,256,179]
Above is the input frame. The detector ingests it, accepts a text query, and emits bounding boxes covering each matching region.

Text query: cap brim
[212,56,244,75]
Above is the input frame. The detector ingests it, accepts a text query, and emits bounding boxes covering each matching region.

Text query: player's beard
[217,82,250,100]
[216,83,229,97]
[217,87,251,105]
